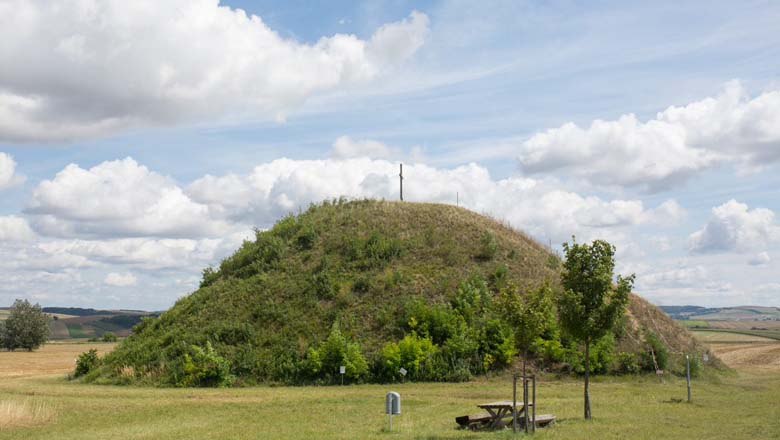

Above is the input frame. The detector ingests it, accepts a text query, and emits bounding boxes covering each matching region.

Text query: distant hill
[43,309,157,339]
[92,200,710,386]
[662,305,780,321]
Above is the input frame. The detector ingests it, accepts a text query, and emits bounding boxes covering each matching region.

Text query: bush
[305,324,368,383]
[74,349,101,378]
[476,232,498,260]
[640,332,669,372]
[296,224,318,250]
[169,342,233,387]
[102,332,118,342]
[615,352,640,374]
[379,334,440,382]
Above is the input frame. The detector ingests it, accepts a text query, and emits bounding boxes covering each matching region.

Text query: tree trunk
[584,339,592,420]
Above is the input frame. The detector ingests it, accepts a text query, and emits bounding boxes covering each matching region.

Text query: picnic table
[456,401,531,430]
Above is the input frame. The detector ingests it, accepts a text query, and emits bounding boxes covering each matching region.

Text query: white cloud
[330,136,396,159]
[104,272,137,287]
[27,158,233,239]
[689,199,779,254]
[187,156,680,244]
[518,81,780,191]
[0,152,24,190]
[748,251,771,266]
[0,2,429,142]
[0,216,34,241]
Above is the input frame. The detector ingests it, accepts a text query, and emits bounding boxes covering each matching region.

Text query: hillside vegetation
[87,200,710,386]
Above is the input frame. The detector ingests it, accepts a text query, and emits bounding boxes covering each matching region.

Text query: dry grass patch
[0,342,116,378]
[0,400,56,429]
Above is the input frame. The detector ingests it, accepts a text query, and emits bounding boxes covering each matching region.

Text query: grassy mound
[89,199,709,386]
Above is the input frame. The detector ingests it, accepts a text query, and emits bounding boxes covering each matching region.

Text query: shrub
[169,342,233,387]
[305,324,368,383]
[74,349,101,378]
[379,334,440,382]
[200,266,220,288]
[640,332,669,372]
[615,352,640,374]
[102,332,117,342]
[296,224,317,250]
[311,271,336,300]
[476,232,498,260]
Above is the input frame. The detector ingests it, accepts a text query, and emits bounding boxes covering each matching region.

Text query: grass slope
[95,200,705,386]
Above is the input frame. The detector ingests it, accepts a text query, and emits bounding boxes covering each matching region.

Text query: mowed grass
[1,343,779,439]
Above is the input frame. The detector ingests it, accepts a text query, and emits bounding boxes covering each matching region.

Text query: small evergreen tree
[2,299,50,351]
[559,238,633,420]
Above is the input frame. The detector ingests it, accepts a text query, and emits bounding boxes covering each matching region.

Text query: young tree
[559,238,634,420]
[497,283,555,430]
[2,299,50,351]
[497,283,555,379]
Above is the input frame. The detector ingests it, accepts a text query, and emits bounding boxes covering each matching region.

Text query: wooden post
[524,376,529,433]
[532,375,537,433]
[512,373,518,433]
[399,163,403,201]
[686,354,692,403]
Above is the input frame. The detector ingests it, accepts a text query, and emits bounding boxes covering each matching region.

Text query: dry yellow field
[0,342,115,378]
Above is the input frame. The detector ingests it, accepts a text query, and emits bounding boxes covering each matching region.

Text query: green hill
[89,199,711,386]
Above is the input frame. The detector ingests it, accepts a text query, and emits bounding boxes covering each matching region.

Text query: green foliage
[102,332,118,342]
[640,332,669,371]
[378,333,440,382]
[496,283,556,355]
[295,224,318,250]
[169,342,233,387]
[344,232,402,269]
[305,323,368,383]
[2,299,50,351]
[477,232,498,260]
[74,349,101,378]
[559,239,634,344]
[615,352,641,374]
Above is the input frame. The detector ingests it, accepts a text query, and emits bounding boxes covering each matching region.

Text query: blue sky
[0,0,778,309]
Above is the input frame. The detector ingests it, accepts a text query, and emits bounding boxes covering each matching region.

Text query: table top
[477,401,533,409]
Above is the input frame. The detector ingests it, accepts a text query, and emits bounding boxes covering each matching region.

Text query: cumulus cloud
[187,157,682,243]
[0,152,25,190]
[27,158,233,238]
[0,1,429,142]
[689,199,779,254]
[330,136,396,159]
[0,216,35,241]
[518,81,780,191]
[104,272,137,287]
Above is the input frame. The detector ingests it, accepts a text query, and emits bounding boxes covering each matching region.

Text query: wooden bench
[531,414,556,428]
[455,413,493,430]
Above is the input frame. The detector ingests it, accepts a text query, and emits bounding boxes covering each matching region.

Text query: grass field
[0,342,779,439]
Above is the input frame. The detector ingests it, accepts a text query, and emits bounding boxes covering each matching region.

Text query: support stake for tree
[686,354,692,403]
[512,372,518,433]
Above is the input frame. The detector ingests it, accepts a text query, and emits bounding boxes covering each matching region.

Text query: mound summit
[92,200,711,386]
